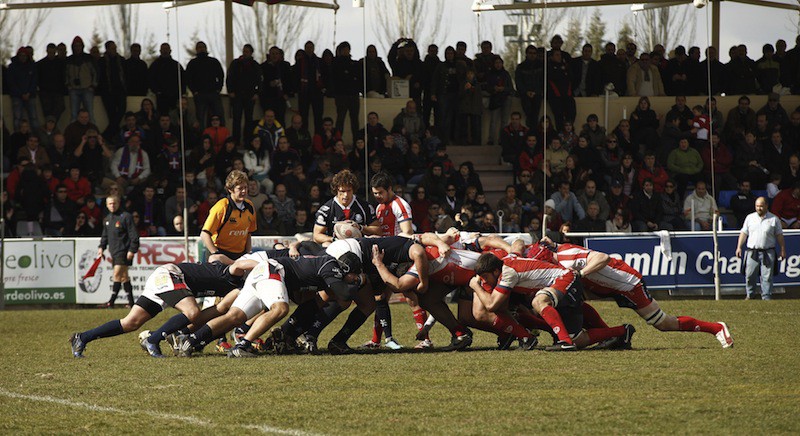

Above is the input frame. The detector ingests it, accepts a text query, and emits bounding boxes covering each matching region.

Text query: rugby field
[1,299,798,434]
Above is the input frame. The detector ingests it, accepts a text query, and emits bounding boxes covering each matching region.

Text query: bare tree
[617,19,635,49]
[234,2,318,60]
[0,5,51,64]
[370,0,450,54]
[96,5,142,56]
[562,14,584,57]
[632,5,697,52]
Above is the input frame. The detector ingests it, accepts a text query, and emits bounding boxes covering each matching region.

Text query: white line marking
[0,388,322,435]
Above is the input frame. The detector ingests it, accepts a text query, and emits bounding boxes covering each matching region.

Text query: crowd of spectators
[3,34,800,239]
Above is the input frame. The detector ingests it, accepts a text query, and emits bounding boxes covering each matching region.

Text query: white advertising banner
[74,237,199,305]
[3,240,76,305]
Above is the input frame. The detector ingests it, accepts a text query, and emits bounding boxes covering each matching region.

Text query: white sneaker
[384,338,403,350]
[715,322,733,348]
[414,339,433,350]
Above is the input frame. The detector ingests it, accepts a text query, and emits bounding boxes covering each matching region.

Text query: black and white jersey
[176,261,244,297]
[314,196,376,234]
[273,255,355,300]
[327,236,416,273]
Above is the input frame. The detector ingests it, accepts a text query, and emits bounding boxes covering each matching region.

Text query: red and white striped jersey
[494,257,575,295]
[375,195,412,236]
[405,247,480,287]
[554,243,642,293]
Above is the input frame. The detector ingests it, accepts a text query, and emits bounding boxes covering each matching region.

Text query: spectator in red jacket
[637,151,669,193]
[62,165,92,206]
[771,182,800,229]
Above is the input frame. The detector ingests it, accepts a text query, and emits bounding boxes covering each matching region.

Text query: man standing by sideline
[736,197,786,300]
[98,195,140,308]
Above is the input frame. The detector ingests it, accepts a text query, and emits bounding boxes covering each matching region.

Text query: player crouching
[69,259,250,358]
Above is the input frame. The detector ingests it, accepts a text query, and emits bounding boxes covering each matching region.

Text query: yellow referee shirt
[201,197,257,254]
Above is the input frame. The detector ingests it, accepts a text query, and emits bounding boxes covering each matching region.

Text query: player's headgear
[337,252,363,276]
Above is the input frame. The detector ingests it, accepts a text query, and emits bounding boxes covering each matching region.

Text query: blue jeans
[745,249,775,299]
[69,88,95,123]
[12,96,39,130]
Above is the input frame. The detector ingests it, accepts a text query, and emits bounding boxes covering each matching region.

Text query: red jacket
[771,189,800,221]
[62,176,92,202]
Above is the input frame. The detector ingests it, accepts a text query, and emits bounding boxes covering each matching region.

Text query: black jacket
[148,55,186,96]
[100,210,140,257]
[227,56,263,97]
[186,52,224,94]
[124,57,149,96]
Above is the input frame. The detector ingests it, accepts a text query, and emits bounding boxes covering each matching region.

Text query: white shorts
[140,264,192,310]
[231,260,288,319]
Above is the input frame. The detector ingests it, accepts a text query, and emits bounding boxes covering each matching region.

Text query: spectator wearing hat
[65,36,97,123]
[37,43,66,123]
[8,46,38,130]
[757,92,789,131]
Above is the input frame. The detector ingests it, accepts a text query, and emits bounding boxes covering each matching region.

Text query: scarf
[119,146,144,179]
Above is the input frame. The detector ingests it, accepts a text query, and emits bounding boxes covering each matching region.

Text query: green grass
[1,299,799,434]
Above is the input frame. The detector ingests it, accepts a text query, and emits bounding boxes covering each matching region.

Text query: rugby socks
[123,282,134,306]
[332,309,369,344]
[188,325,214,347]
[80,320,124,343]
[586,326,626,344]
[306,303,345,338]
[540,306,573,344]
[281,300,319,340]
[107,281,122,305]
[492,313,533,339]
[148,313,190,344]
[515,311,552,332]
[412,309,429,340]
[424,314,437,330]
[373,299,392,342]
[582,303,610,329]
[677,316,723,334]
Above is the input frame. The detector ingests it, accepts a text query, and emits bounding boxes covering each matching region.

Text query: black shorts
[210,249,245,261]
[558,303,585,336]
[112,255,133,266]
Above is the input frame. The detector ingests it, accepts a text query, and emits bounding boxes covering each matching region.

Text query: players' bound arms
[200,231,218,256]
[360,220,382,236]
[398,219,414,237]
[408,244,430,293]
[510,239,525,256]
[371,246,401,292]
[580,251,610,277]
[735,231,748,258]
[313,224,334,244]
[417,232,451,258]
[469,276,508,312]
[229,259,259,276]
[777,233,786,261]
[478,235,512,253]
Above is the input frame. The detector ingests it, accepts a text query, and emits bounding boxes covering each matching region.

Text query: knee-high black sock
[148,313,190,344]
[123,281,134,306]
[280,300,320,340]
[332,310,369,344]
[80,320,124,343]
[188,324,214,347]
[306,303,344,338]
[108,281,122,305]
[375,299,393,340]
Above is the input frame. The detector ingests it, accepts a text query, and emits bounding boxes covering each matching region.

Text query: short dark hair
[370,172,394,190]
[475,253,504,275]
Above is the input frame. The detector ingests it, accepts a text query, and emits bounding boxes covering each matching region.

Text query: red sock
[582,303,609,328]
[450,324,468,337]
[371,315,383,343]
[492,313,532,339]
[515,311,552,332]
[412,309,429,340]
[586,326,626,345]
[678,316,722,334]
[540,306,572,344]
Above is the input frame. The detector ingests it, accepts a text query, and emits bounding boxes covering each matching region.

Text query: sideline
[0,388,321,436]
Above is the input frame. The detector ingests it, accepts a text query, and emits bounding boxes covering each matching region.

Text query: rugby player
[540,237,734,348]
[365,172,427,350]
[471,253,635,351]
[69,258,253,358]
[313,169,381,246]
[170,252,364,357]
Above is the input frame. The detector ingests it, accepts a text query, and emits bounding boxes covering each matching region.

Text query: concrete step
[446,145,503,166]
[474,164,513,172]
[480,173,516,188]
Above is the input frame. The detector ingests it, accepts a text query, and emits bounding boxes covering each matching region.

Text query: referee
[313,169,381,246]
[98,195,140,308]
[201,170,257,264]
[736,196,786,300]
